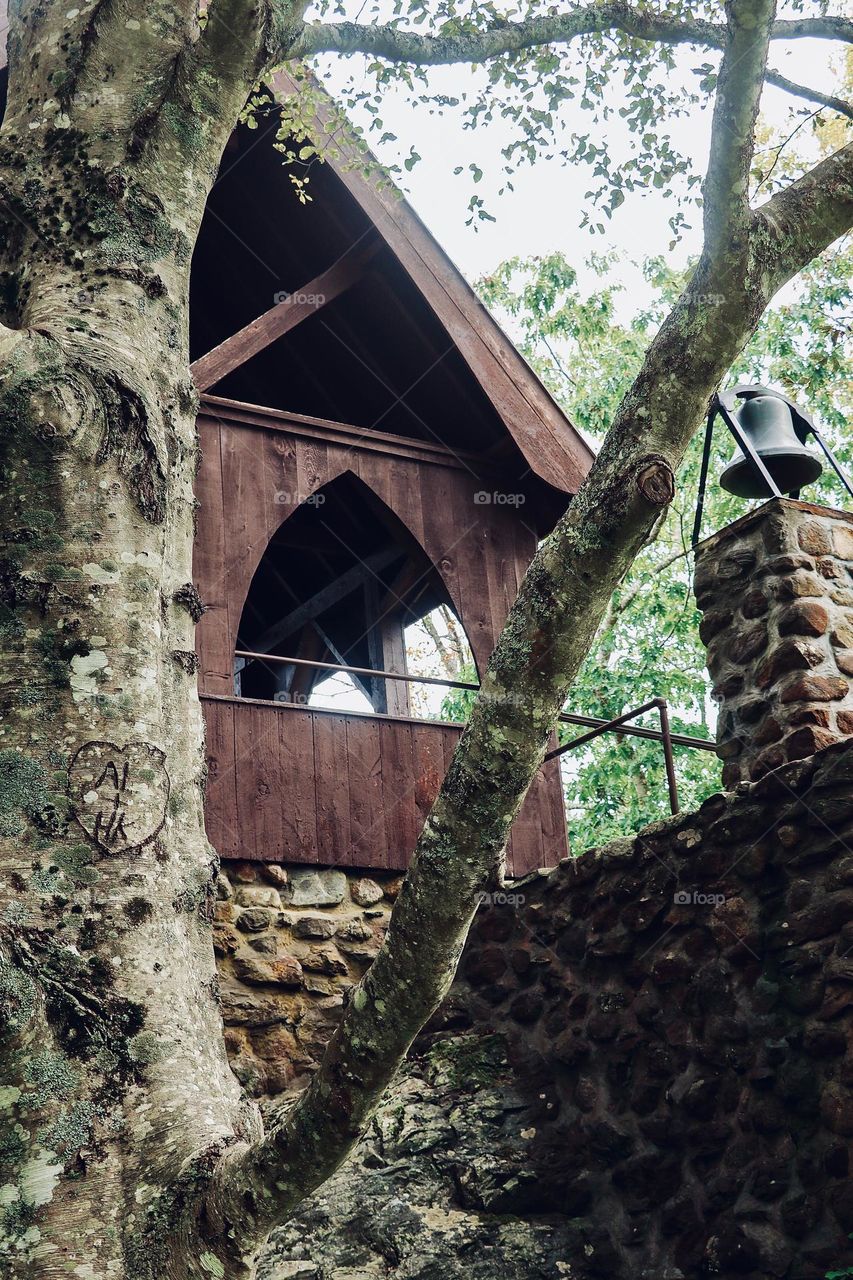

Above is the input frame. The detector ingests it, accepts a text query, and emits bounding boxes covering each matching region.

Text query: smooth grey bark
[0,3,271,1275]
[0,0,851,1277]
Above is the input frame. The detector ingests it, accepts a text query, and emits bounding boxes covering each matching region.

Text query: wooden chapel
[189,74,594,878]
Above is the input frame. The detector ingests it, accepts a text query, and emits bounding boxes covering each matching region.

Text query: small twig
[540,334,579,388]
[752,108,823,199]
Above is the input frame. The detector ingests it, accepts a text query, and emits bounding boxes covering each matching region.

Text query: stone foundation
[694,498,853,788]
[445,743,853,1278]
[215,862,399,1093]
[221,740,853,1279]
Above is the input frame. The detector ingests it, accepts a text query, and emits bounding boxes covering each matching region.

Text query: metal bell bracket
[691,383,853,548]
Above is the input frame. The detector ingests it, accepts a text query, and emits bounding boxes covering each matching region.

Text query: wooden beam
[363,578,388,714]
[249,546,402,657]
[274,625,326,702]
[309,622,374,704]
[191,236,381,393]
[198,397,490,473]
[378,557,431,615]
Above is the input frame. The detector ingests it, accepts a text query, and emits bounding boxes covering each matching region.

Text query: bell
[719,393,824,499]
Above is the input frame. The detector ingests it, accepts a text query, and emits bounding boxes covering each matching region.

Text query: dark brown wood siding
[194,400,568,876]
[202,696,567,878]
[194,401,538,682]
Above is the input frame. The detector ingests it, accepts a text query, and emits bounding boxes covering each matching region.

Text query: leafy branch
[292,4,853,118]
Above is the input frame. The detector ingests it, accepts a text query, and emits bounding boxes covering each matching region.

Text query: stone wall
[241,739,853,1280]
[694,499,853,788]
[215,863,400,1094]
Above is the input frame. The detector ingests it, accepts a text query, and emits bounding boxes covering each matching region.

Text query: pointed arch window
[235,472,475,720]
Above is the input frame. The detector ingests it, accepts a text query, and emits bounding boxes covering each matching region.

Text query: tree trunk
[0,7,263,1274]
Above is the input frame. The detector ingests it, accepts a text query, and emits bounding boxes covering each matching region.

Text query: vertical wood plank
[440,725,462,787]
[386,455,427,549]
[194,420,232,693]
[418,466,470,656]
[219,424,280,638]
[356,450,394,520]
[201,699,238,858]
[362,577,388,714]
[509,773,547,879]
[413,723,448,829]
[235,703,284,862]
[456,522,495,668]
[511,517,538,613]
[313,712,353,866]
[484,505,523,637]
[294,436,329,505]
[279,707,318,863]
[539,752,569,868]
[323,442,355,491]
[380,718,417,871]
[380,615,411,718]
[451,474,501,663]
[346,717,385,869]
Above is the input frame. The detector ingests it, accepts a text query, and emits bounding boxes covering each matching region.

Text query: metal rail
[234,650,717,784]
[544,697,681,814]
[235,649,478,692]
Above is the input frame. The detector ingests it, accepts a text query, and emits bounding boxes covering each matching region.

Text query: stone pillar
[694,498,853,788]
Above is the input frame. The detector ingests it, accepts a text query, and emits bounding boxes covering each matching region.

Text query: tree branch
[196,0,268,82]
[293,8,853,63]
[290,5,852,120]
[775,16,853,42]
[756,140,853,288]
[703,0,776,255]
[198,0,309,83]
[764,68,853,121]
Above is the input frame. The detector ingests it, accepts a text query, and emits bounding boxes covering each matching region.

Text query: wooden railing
[234,649,717,817]
[200,694,567,877]
[203,653,716,874]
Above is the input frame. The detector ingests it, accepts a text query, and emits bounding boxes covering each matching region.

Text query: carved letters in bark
[68,740,170,853]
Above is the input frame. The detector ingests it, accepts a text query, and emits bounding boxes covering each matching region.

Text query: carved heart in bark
[68,740,170,854]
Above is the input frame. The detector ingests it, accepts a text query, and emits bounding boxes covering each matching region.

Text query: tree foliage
[477,240,853,848]
[294,1,852,231]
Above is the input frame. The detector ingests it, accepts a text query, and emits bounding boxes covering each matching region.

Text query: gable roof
[268,68,593,496]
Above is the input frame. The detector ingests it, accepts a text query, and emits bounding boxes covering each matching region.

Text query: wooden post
[379,614,411,717]
[363,578,388,714]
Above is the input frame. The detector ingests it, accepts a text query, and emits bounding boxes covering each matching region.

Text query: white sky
[315,34,843,313]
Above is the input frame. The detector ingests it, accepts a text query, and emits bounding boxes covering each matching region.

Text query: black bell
[720,393,823,499]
